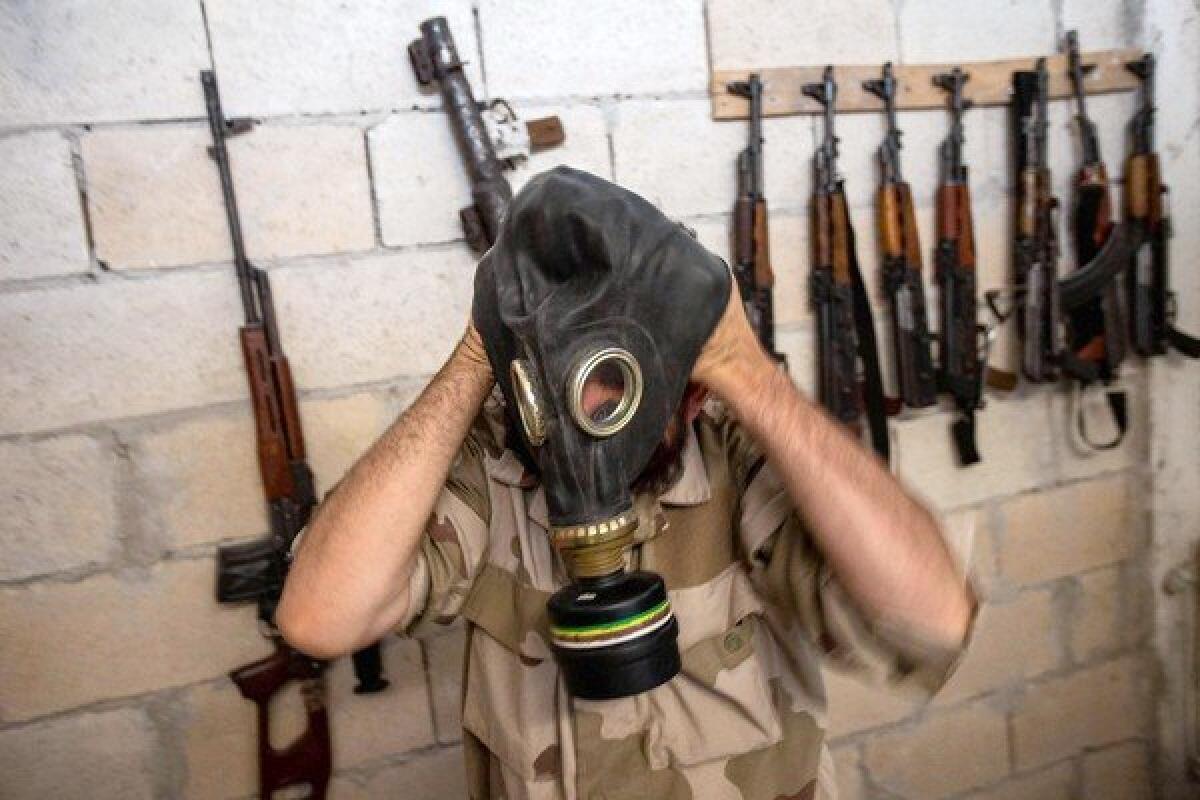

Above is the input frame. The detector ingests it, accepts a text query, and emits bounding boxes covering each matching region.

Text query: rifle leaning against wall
[864,62,937,411]
[727,74,785,364]
[409,16,564,251]
[1124,53,1200,359]
[202,70,387,800]
[805,66,891,462]
[932,67,988,466]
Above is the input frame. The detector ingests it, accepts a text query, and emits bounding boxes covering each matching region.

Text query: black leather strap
[952,412,981,466]
[844,216,890,463]
[1077,389,1128,451]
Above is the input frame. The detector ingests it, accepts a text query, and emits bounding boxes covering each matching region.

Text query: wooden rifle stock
[239,326,295,500]
[231,640,332,800]
[752,198,773,289]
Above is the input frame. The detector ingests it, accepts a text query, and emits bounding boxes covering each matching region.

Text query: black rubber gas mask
[473,167,731,699]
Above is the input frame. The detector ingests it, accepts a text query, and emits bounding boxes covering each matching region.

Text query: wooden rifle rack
[710,48,1143,119]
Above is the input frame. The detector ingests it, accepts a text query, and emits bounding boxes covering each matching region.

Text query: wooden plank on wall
[711,48,1143,120]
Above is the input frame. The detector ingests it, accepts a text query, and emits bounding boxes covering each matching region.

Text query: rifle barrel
[201,70,259,326]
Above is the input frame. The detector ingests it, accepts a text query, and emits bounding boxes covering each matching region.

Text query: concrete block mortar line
[327,740,467,785]
[112,427,163,569]
[0,233,474,297]
[0,672,232,734]
[142,687,190,800]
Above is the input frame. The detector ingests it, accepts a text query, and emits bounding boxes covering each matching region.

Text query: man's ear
[682,383,708,424]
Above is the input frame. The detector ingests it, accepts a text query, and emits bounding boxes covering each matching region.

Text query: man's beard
[631,408,689,496]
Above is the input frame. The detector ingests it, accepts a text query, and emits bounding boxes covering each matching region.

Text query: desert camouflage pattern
[400,394,974,799]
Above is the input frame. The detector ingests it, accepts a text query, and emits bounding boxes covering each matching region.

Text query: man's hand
[692,282,773,398]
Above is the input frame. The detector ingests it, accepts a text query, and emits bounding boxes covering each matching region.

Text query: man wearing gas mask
[279,168,976,798]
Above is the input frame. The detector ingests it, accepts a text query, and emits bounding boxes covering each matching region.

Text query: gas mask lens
[568,348,642,437]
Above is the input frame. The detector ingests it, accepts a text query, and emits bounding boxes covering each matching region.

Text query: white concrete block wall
[0,1,1191,798]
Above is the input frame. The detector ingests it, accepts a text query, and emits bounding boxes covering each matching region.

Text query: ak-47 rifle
[409,16,564,251]
[1124,54,1200,358]
[203,70,386,800]
[933,67,987,466]
[1064,31,1127,383]
[1012,60,1068,384]
[805,66,890,461]
[864,62,937,410]
[727,74,784,363]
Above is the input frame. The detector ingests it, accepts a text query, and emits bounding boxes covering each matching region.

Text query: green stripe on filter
[550,599,671,640]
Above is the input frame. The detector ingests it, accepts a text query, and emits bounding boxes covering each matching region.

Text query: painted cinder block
[131,409,267,552]
[862,703,1010,799]
[332,745,467,799]
[0,708,158,800]
[0,558,266,722]
[0,0,209,125]
[892,391,1058,511]
[85,123,374,269]
[1010,656,1150,769]
[180,681,257,799]
[899,0,1057,62]
[611,97,812,219]
[1081,740,1154,800]
[204,0,480,116]
[480,0,708,99]
[0,132,90,280]
[0,434,117,582]
[707,0,899,70]
[329,637,437,768]
[935,588,1062,704]
[0,270,246,436]
[268,249,476,392]
[1000,473,1138,585]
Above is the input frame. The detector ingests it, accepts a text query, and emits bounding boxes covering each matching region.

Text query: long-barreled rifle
[932,67,988,466]
[805,66,891,461]
[727,74,785,364]
[864,62,937,410]
[1124,53,1200,359]
[203,70,387,800]
[1012,59,1065,386]
[409,16,564,251]
[1061,31,1134,448]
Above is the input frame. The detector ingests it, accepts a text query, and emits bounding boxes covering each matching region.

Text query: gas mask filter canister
[473,167,731,699]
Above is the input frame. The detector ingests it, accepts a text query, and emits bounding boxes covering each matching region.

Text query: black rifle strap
[1167,325,1200,358]
[1074,385,1128,451]
[844,214,891,462]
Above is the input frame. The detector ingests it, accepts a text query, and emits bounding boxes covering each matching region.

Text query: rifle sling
[1167,326,1200,358]
[1077,388,1128,451]
[844,217,891,462]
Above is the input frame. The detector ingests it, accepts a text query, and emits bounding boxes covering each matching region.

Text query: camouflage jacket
[400,396,972,799]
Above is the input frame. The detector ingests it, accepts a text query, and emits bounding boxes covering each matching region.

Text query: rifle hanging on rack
[1012,59,1066,386]
[1060,31,1132,449]
[727,74,785,364]
[932,67,989,466]
[864,62,937,411]
[1124,53,1200,359]
[805,66,891,461]
[409,16,565,251]
[202,70,387,800]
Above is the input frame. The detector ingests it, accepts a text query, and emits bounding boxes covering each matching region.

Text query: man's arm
[276,326,494,658]
[695,292,973,649]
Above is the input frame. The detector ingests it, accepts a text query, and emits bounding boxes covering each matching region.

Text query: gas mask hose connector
[550,511,637,579]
